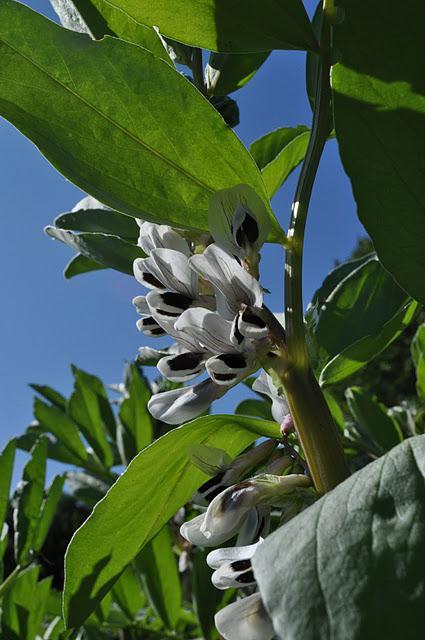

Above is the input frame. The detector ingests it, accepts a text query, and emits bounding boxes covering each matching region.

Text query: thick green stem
[282,4,349,493]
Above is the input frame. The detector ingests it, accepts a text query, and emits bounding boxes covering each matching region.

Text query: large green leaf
[1,566,52,640]
[345,387,402,456]
[34,398,88,463]
[0,1,282,239]
[411,323,425,402]
[307,257,417,386]
[253,435,425,640]
[63,415,280,627]
[137,525,182,629]
[16,425,87,468]
[55,199,139,242]
[45,228,144,275]
[14,439,47,564]
[206,52,270,96]
[250,126,310,197]
[68,366,115,468]
[64,254,105,279]
[49,0,170,61]
[79,0,317,53]
[332,0,425,305]
[0,440,16,532]
[235,398,273,420]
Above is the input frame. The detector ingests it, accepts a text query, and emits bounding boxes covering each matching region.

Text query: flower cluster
[180,440,314,640]
[132,184,285,424]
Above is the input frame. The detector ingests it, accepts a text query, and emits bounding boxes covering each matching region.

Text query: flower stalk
[281,4,349,494]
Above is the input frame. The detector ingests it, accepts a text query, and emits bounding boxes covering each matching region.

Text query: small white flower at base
[207,541,260,590]
[180,511,249,547]
[215,592,275,640]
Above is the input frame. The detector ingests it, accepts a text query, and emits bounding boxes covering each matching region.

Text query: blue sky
[0,0,365,463]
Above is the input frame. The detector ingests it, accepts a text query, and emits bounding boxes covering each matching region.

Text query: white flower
[214,592,275,640]
[148,307,249,385]
[180,474,310,546]
[192,440,277,504]
[190,243,263,318]
[207,540,260,590]
[137,220,190,256]
[147,379,223,424]
[253,370,290,424]
[208,184,270,260]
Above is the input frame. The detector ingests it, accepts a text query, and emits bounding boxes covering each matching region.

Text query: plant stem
[191,48,206,96]
[0,564,22,598]
[281,4,349,494]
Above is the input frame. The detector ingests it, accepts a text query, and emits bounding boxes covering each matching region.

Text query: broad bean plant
[1,0,425,638]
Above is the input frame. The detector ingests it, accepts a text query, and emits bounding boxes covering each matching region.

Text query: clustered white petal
[132,184,283,425]
[179,442,314,640]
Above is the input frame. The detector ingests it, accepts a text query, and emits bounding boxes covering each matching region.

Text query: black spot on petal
[242,212,259,243]
[242,309,266,328]
[142,272,164,288]
[217,354,247,369]
[232,315,244,345]
[168,352,204,371]
[231,559,252,572]
[150,327,166,336]
[213,373,238,382]
[235,570,255,584]
[161,292,193,309]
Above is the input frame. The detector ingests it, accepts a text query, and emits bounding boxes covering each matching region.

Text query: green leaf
[111,566,146,620]
[235,398,273,420]
[192,548,222,640]
[1,566,52,640]
[332,0,425,306]
[68,366,115,468]
[206,52,270,96]
[118,364,153,462]
[63,415,280,627]
[14,438,47,564]
[64,254,106,279]
[0,440,16,532]
[250,126,310,197]
[16,426,86,468]
[78,0,318,53]
[34,398,88,463]
[137,525,181,629]
[55,197,139,241]
[45,228,144,275]
[307,257,417,386]
[411,324,425,402]
[33,474,65,553]
[253,435,425,640]
[29,384,66,410]
[346,387,403,456]
[0,1,281,239]
[50,0,170,61]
